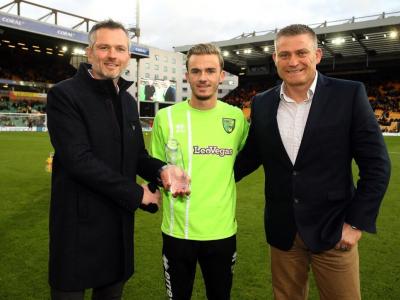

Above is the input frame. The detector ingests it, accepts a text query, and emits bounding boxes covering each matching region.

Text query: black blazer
[235,73,390,252]
[47,63,165,290]
[164,86,176,102]
[144,84,155,100]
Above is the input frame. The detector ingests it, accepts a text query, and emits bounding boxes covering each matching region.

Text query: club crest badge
[222,118,235,133]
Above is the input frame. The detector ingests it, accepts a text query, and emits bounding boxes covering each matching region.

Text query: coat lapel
[295,73,330,167]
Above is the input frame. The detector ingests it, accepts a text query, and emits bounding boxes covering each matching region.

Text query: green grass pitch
[0,132,399,299]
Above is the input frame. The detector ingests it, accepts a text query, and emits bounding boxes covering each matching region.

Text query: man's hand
[335,222,362,251]
[141,183,161,208]
[160,165,191,198]
[140,183,160,213]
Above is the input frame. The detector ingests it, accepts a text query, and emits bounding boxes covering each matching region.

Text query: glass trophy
[165,138,188,195]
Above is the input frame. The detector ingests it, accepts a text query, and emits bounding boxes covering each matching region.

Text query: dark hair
[88,19,129,48]
[186,43,224,70]
[275,24,318,49]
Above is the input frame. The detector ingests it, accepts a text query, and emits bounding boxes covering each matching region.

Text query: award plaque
[165,138,188,195]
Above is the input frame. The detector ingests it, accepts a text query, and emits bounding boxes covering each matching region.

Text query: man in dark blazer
[235,24,390,300]
[47,20,189,300]
[144,80,156,100]
[163,80,176,102]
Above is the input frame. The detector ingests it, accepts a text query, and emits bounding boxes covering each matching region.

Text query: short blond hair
[186,43,224,70]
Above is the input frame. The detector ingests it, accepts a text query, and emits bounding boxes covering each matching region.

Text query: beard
[101,69,123,80]
[191,85,216,101]
[90,60,127,81]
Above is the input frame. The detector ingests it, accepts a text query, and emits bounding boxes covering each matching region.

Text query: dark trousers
[162,233,237,300]
[51,281,125,300]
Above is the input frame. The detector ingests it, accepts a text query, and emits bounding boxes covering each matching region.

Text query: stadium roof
[0,0,149,58]
[174,11,400,76]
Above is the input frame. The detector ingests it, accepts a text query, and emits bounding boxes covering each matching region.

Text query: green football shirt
[151,100,249,240]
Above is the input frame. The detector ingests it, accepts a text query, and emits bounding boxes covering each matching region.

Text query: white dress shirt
[277,73,318,165]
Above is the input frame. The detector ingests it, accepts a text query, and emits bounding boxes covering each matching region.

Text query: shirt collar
[87,68,120,94]
[279,71,318,103]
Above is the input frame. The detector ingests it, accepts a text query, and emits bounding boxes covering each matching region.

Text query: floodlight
[389,31,398,38]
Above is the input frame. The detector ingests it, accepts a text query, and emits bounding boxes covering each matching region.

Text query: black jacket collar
[76,63,134,96]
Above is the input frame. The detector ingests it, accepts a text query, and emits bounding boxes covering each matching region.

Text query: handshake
[140,165,190,213]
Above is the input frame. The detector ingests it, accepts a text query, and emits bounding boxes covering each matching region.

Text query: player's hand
[160,165,191,197]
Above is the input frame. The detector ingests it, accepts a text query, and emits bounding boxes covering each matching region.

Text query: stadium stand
[221,78,400,133]
[0,51,76,83]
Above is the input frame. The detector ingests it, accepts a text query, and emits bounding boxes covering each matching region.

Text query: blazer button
[294,198,300,204]
[293,170,299,176]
